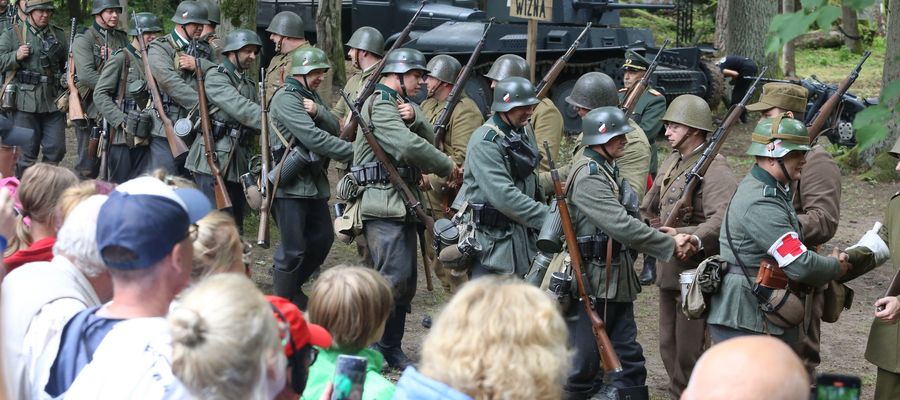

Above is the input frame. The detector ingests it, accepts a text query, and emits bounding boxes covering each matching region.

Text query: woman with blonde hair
[393,276,570,400]
[302,265,395,400]
[191,211,248,281]
[3,164,77,271]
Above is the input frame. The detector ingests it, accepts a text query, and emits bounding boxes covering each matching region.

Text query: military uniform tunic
[463,113,547,277]
[531,97,564,172]
[707,165,841,340]
[332,63,375,124]
[619,87,666,174]
[0,5,17,33]
[263,42,310,104]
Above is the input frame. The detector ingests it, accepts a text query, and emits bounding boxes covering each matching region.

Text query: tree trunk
[873,1,886,37]
[316,0,345,106]
[118,0,128,33]
[841,6,864,54]
[859,0,900,166]
[782,0,797,77]
[716,0,780,75]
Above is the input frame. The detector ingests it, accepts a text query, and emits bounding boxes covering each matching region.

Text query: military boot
[373,308,414,370]
[272,267,308,310]
[639,256,657,286]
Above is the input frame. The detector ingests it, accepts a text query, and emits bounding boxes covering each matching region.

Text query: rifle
[535,23,591,100]
[133,12,189,158]
[88,29,112,161]
[67,18,86,127]
[620,39,669,120]
[433,19,493,151]
[544,140,622,373]
[337,1,426,142]
[661,68,767,228]
[257,68,272,248]
[98,53,131,181]
[194,57,231,209]
[340,89,436,290]
[806,50,870,142]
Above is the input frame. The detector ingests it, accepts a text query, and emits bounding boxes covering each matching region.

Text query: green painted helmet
[266,11,305,39]
[491,77,540,113]
[24,0,54,13]
[91,0,121,15]
[381,48,429,75]
[171,1,209,25]
[198,0,220,25]
[222,29,261,53]
[426,55,461,84]
[746,114,811,158]
[129,12,164,36]
[345,26,384,57]
[484,54,529,81]
[290,47,331,75]
[581,107,633,146]
[565,72,617,110]
[662,94,714,132]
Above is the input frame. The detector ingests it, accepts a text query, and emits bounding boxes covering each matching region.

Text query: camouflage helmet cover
[565,72,618,110]
[426,55,462,84]
[290,47,331,75]
[581,107,634,146]
[662,94,714,132]
[746,114,811,158]
[491,77,540,113]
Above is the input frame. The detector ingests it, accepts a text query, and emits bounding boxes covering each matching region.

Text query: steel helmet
[491,77,539,113]
[662,94,714,132]
[222,29,261,54]
[565,72,618,110]
[484,54,529,82]
[129,12,164,36]
[746,114,811,158]
[24,0,54,13]
[266,11,305,39]
[290,47,331,75]
[381,48,429,75]
[581,107,634,146]
[426,55,461,84]
[171,1,209,25]
[91,0,121,15]
[198,0,220,25]
[345,26,384,57]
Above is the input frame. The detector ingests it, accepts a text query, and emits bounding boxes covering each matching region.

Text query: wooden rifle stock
[67,18,86,126]
[662,67,767,228]
[195,57,231,210]
[535,23,591,100]
[433,19,493,151]
[806,50,870,142]
[257,68,272,248]
[338,1,426,142]
[133,13,188,158]
[620,39,669,119]
[544,141,622,373]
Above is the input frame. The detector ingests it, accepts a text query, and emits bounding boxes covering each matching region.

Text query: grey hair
[53,195,108,278]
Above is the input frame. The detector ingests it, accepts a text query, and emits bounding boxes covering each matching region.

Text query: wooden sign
[509,0,553,22]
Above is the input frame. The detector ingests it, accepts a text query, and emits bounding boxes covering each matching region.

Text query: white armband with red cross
[767,232,807,267]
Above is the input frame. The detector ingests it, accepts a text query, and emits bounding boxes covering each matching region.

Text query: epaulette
[216,64,226,73]
[379,90,390,101]
[618,87,627,93]
[482,129,498,142]
[111,48,124,56]
[763,186,778,198]
[587,159,600,175]
[648,88,662,96]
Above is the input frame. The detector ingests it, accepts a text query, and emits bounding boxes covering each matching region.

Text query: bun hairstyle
[169,307,208,348]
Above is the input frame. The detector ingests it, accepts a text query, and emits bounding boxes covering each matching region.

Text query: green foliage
[220,0,255,28]
[854,79,900,149]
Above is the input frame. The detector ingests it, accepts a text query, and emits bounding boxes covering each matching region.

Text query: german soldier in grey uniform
[186,29,262,229]
[639,94,738,398]
[71,0,127,178]
[0,0,67,176]
[268,47,352,309]
[92,12,162,183]
[463,76,547,278]
[565,107,695,400]
[353,48,456,369]
[146,0,215,174]
[263,11,309,102]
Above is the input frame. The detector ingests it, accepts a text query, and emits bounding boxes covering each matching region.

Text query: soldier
[332,26,384,124]
[263,11,309,101]
[0,0,19,34]
[0,0,68,176]
[352,48,456,369]
[268,46,352,309]
[706,116,850,345]
[564,106,696,400]
[198,0,223,62]
[186,29,262,230]
[146,0,215,174]
[483,54,563,172]
[92,12,163,183]
[745,82,842,376]
[419,54,482,292]
[71,0,128,179]
[639,95,738,398]
[717,55,759,123]
[619,49,667,286]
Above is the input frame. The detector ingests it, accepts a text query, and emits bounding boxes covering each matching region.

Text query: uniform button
[668,199,674,204]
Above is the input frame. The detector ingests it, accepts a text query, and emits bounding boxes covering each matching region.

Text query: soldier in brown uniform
[332,26,384,125]
[198,0,223,62]
[639,95,737,398]
[745,82,841,376]
[263,11,309,103]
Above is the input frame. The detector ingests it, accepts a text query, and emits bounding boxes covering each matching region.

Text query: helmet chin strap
[776,157,793,184]
[599,143,614,161]
[302,75,310,90]
[275,36,284,53]
[397,73,409,100]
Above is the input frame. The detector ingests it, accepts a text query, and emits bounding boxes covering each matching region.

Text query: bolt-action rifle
[535,23,591,100]
[67,18,86,127]
[620,39,669,120]
[806,50,870,142]
[257,68,272,248]
[194,57,231,209]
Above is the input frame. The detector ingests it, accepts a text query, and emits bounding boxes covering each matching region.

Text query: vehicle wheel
[699,59,725,110]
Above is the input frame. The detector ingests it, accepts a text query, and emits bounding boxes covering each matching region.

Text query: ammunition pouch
[577,233,621,261]
[125,109,153,139]
[470,203,512,230]
[497,131,541,180]
[351,161,420,186]
[211,119,254,145]
[15,71,50,85]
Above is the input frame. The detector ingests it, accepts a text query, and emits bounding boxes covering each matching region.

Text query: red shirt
[4,236,56,272]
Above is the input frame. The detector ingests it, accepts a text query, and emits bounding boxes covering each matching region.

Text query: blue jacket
[392,367,472,400]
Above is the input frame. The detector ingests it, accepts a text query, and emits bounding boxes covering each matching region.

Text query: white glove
[847,222,890,266]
